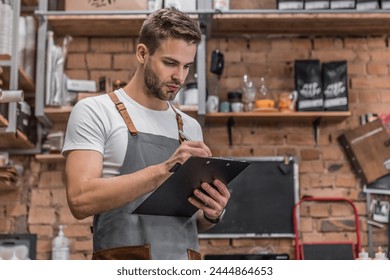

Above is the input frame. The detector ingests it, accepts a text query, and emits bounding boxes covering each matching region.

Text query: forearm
[66,141,212,220]
[67,163,170,220]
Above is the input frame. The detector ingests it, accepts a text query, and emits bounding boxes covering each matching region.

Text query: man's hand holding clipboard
[133,131,250,223]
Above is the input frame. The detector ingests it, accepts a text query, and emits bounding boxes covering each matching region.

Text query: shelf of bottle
[35,154,65,163]
[205,111,351,123]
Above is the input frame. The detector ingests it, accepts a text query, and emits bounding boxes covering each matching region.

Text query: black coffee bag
[322,61,348,111]
[295,60,324,111]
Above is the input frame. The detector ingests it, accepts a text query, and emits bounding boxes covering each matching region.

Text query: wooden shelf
[44,106,72,123]
[48,14,148,37]
[0,54,11,61]
[0,130,35,149]
[43,105,350,123]
[43,104,198,123]
[0,181,18,191]
[0,166,18,191]
[35,154,65,163]
[1,65,35,92]
[205,111,351,123]
[22,0,38,6]
[45,11,390,37]
[0,114,8,127]
[212,12,390,36]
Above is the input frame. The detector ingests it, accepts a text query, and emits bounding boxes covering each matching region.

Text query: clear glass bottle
[255,76,275,110]
[242,74,256,112]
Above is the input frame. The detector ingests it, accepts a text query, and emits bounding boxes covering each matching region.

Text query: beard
[143,60,180,101]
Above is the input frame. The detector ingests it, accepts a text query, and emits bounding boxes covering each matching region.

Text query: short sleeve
[62,98,107,156]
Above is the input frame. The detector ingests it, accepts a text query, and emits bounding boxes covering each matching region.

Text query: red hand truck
[293,197,362,260]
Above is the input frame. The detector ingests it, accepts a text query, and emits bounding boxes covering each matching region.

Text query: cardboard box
[330,0,356,9]
[66,78,97,92]
[231,0,276,9]
[356,0,379,10]
[65,0,148,11]
[164,0,196,11]
[277,0,304,9]
[305,0,330,9]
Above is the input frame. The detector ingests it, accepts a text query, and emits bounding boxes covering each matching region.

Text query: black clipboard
[133,156,251,217]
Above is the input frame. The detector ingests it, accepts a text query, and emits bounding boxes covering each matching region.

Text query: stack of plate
[0,1,13,58]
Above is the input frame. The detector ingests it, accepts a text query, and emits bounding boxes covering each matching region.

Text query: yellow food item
[255,99,275,108]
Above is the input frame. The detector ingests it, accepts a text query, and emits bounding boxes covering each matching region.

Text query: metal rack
[0,0,46,153]
[31,2,390,149]
[33,0,212,120]
[0,0,21,134]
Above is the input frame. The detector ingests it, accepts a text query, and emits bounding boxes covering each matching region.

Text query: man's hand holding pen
[176,130,229,223]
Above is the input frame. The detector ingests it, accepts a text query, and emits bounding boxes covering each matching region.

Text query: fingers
[165,141,212,172]
[188,179,230,219]
[181,140,212,157]
[210,179,231,200]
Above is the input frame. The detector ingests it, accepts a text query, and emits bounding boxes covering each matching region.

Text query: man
[62,7,230,260]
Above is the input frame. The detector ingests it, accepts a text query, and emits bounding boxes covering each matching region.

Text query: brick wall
[1,31,390,259]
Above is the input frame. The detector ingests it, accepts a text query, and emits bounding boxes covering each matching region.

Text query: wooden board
[1,66,35,93]
[22,0,39,6]
[48,15,147,37]
[213,12,390,36]
[206,111,351,123]
[45,12,390,37]
[338,119,390,184]
[35,154,65,163]
[0,115,8,127]
[0,181,18,191]
[0,54,11,61]
[0,130,35,149]
[44,106,72,123]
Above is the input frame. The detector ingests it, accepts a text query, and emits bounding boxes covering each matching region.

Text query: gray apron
[92,92,198,260]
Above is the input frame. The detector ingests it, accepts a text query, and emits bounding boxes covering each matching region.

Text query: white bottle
[52,225,70,260]
[373,246,388,260]
[357,248,371,260]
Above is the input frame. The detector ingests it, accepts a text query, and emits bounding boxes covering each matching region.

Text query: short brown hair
[139,7,202,55]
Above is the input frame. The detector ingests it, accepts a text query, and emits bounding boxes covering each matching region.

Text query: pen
[178,129,192,141]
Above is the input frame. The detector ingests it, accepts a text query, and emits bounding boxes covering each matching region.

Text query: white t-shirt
[62,88,203,177]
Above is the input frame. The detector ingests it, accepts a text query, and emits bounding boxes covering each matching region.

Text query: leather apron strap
[108,91,185,143]
[108,92,138,136]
